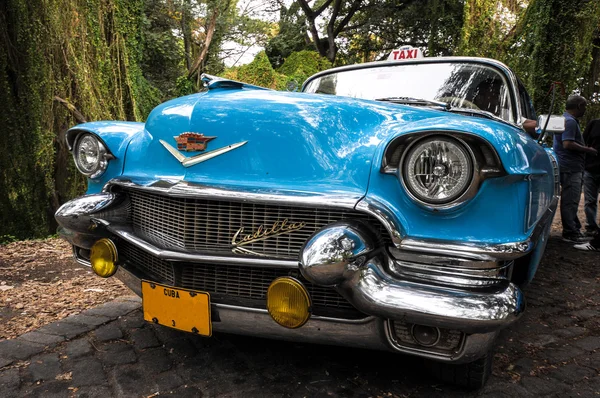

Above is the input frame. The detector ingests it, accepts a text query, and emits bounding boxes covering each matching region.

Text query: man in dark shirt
[553,95,598,243]
[581,119,600,236]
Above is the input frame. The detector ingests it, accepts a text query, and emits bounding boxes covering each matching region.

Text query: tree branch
[53,96,87,124]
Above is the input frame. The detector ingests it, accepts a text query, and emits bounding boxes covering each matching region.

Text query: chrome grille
[548,152,559,195]
[180,263,351,309]
[126,188,388,259]
[119,241,360,316]
[120,240,175,285]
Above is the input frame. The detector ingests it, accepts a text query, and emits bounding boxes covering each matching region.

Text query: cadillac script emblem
[231,219,306,256]
[175,132,216,152]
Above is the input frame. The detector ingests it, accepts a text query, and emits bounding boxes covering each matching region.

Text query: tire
[426,351,493,390]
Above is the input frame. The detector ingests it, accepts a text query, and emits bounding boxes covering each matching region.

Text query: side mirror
[286,80,299,92]
[537,115,566,134]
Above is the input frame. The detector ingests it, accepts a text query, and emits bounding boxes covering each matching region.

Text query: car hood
[124,88,480,199]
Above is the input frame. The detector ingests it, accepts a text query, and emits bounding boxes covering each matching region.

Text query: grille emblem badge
[159,133,247,167]
[231,219,306,256]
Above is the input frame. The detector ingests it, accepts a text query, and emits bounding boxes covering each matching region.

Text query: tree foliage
[2,0,600,239]
[0,0,161,239]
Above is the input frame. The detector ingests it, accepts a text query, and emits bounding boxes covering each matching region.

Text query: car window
[304,62,514,123]
[517,79,536,120]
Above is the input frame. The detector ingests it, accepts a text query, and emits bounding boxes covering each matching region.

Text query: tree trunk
[188,9,220,79]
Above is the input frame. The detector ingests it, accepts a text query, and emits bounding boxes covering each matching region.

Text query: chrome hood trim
[105,178,362,210]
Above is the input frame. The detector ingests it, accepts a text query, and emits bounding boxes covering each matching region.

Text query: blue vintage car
[56,55,559,388]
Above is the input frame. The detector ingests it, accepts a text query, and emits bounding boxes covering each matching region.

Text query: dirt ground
[0,239,129,339]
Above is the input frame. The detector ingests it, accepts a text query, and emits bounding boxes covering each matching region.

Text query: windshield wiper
[448,107,504,122]
[375,96,450,110]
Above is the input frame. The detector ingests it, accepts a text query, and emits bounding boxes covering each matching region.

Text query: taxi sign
[387,46,423,61]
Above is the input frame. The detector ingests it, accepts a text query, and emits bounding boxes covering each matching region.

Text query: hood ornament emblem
[159,133,247,168]
[175,132,216,152]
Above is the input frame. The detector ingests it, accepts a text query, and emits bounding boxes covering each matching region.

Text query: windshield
[303,62,514,123]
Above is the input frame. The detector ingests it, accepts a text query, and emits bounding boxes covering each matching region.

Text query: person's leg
[583,171,600,232]
[560,171,584,236]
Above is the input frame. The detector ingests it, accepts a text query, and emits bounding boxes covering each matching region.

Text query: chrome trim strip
[108,224,299,268]
[159,139,248,167]
[397,238,532,261]
[355,197,404,245]
[388,248,501,270]
[106,178,362,209]
[113,264,495,362]
[336,257,524,333]
[72,246,92,267]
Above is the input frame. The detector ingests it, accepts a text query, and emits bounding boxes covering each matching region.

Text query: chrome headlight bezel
[399,135,477,208]
[73,133,111,179]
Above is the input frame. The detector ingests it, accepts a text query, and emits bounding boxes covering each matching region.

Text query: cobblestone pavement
[1,236,599,397]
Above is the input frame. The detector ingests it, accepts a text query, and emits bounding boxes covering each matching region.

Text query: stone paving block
[520,334,559,348]
[572,336,600,352]
[547,316,576,328]
[131,327,160,350]
[82,300,140,319]
[24,380,72,398]
[63,313,112,327]
[0,368,20,391]
[74,385,113,398]
[511,357,534,374]
[152,323,187,343]
[0,338,45,360]
[117,310,146,330]
[547,363,597,385]
[545,346,585,364]
[171,385,205,397]
[139,347,172,373]
[164,337,198,359]
[571,309,600,320]
[93,323,123,342]
[0,356,13,368]
[70,357,107,387]
[154,369,185,393]
[553,327,588,339]
[520,376,568,396]
[35,321,93,340]
[98,341,137,366]
[18,331,65,346]
[117,295,142,303]
[65,338,93,359]
[26,353,61,382]
[108,365,158,397]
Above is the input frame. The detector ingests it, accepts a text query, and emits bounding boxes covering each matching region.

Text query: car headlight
[73,133,110,178]
[401,136,473,205]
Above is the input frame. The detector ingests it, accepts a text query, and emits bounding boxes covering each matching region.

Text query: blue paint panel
[67,121,145,193]
[68,87,555,245]
[127,89,446,195]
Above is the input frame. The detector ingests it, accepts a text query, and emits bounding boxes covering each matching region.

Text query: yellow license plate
[142,281,212,337]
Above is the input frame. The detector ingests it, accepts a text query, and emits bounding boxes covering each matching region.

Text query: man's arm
[562,118,597,155]
[563,140,597,155]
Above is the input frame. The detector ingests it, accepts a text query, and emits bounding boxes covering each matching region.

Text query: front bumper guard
[58,193,526,337]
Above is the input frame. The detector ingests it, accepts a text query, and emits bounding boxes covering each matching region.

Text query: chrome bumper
[56,190,546,361]
[113,263,497,363]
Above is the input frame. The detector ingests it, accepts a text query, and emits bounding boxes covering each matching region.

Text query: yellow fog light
[267,277,311,329]
[90,238,118,277]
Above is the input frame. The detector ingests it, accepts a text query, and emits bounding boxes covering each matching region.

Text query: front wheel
[426,351,493,390]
